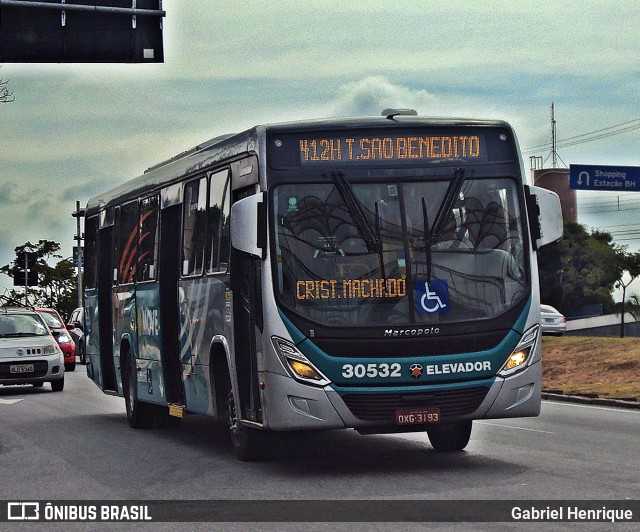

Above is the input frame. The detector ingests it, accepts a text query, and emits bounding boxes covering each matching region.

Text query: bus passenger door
[97,225,117,392]
[230,188,263,425]
[159,202,185,406]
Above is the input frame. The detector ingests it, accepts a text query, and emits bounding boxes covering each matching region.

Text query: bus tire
[426,420,472,452]
[227,389,267,461]
[123,355,154,429]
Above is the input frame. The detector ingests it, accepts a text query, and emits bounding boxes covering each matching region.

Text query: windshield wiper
[422,168,465,281]
[428,168,465,244]
[330,172,382,253]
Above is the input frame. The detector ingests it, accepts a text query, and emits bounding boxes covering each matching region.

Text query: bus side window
[182,177,207,277]
[207,168,231,273]
[116,201,139,285]
[137,195,159,282]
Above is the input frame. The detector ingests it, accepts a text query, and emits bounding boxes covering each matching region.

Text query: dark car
[66,307,86,365]
[36,308,76,371]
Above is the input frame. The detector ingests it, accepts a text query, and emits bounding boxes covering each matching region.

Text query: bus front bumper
[260,360,541,432]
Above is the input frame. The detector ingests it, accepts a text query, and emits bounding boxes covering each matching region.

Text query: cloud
[327,76,439,117]
[0,182,18,206]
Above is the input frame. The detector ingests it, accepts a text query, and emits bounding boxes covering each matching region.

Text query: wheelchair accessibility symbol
[414,280,450,314]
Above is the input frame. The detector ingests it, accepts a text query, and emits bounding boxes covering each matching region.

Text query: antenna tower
[546,102,566,168]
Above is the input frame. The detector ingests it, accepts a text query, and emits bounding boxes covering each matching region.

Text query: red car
[36,308,76,371]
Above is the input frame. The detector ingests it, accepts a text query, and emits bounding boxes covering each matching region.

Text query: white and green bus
[82,112,562,460]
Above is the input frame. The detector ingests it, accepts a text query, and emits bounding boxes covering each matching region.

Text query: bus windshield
[273,175,528,327]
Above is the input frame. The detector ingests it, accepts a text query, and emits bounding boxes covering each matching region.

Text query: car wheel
[122,354,154,429]
[427,420,472,452]
[65,361,76,372]
[51,377,64,392]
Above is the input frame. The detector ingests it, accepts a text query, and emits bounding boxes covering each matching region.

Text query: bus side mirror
[230,192,267,259]
[525,185,563,250]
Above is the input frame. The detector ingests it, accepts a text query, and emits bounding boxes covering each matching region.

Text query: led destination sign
[298,134,485,165]
[296,278,406,300]
[268,127,516,168]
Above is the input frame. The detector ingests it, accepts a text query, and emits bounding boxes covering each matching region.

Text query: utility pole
[551,103,558,168]
[24,251,29,306]
[72,200,85,310]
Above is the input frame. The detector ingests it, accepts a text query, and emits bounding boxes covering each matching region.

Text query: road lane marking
[544,400,640,415]
[0,398,23,405]
[477,421,553,434]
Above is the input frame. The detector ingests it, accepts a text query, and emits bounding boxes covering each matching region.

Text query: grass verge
[542,336,640,400]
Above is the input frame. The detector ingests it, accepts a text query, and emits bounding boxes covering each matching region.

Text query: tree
[623,294,640,321]
[613,251,640,337]
[0,66,14,103]
[537,222,624,315]
[1,240,77,318]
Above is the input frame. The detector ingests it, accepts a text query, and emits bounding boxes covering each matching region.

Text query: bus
[82,111,563,460]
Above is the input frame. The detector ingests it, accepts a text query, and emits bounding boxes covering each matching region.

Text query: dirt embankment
[542,336,640,400]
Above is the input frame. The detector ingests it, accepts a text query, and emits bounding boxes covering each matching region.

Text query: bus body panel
[134,282,167,406]
[84,290,102,386]
[112,285,137,396]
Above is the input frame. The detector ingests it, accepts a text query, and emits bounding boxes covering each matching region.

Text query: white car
[540,304,567,336]
[0,307,65,391]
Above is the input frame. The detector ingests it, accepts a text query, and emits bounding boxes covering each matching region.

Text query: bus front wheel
[426,420,472,452]
[227,390,267,461]
[123,355,155,429]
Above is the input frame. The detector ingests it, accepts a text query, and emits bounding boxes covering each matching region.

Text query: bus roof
[84,115,513,216]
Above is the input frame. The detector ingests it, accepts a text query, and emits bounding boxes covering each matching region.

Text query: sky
[1,0,639,299]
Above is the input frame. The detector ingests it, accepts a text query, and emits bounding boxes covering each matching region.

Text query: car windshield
[0,314,49,337]
[273,176,528,327]
[37,310,64,329]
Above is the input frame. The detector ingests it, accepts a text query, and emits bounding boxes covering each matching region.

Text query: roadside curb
[542,392,640,410]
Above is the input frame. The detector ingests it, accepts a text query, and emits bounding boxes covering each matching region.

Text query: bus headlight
[498,325,539,377]
[271,337,331,387]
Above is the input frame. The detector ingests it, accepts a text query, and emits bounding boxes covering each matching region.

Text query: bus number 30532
[341,363,402,379]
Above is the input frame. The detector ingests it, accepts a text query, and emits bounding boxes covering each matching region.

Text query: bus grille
[341,386,490,422]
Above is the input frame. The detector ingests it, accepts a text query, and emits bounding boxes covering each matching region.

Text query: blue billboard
[569,165,640,191]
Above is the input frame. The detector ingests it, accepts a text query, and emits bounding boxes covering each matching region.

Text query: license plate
[10,363,34,374]
[396,408,440,425]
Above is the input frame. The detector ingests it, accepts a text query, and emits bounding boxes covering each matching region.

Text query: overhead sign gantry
[0,0,165,63]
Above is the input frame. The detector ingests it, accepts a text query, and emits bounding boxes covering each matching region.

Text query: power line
[599,223,640,229]
[524,117,640,153]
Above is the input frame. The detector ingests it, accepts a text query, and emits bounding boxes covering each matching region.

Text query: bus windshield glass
[273,176,528,327]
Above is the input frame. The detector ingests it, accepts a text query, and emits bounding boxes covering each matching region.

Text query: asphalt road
[1,365,638,529]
